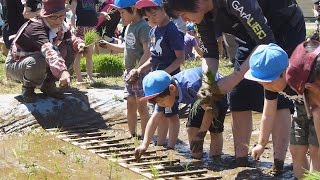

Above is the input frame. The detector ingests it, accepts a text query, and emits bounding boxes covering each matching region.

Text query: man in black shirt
[21,0,42,19]
[0,0,27,49]
[166,0,304,171]
[244,41,320,179]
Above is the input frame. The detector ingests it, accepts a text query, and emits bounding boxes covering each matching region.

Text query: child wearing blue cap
[185,22,202,60]
[244,42,320,179]
[127,0,185,149]
[98,0,151,139]
[134,67,228,160]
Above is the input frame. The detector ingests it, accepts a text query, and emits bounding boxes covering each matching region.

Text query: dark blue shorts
[187,97,228,133]
[230,5,304,113]
[229,79,294,112]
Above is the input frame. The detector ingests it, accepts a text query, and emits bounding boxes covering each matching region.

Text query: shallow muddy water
[0,89,295,179]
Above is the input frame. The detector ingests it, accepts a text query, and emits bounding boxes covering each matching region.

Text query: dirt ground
[0,89,295,179]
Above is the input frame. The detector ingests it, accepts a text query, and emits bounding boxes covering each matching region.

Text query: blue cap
[186,23,195,31]
[140,70,172,101]
[110,0,137,9]
[135,0,162,9]
[244,43,288,82]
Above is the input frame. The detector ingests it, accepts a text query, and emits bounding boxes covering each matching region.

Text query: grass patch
[303,171,320,180]
[306,28,317,38]
[80,53,124,76]
[182,58,233,76]
[0,56,233,94]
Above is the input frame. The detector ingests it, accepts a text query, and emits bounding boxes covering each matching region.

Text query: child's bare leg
[84,44,94,82]
[272,108,291,171]
[167,115,180,149]
[231,111,252,164]
[310,145,320,171]
[312,108,320,153]
[209,132,223,157]
[157,117,168,146]
[290,144,309,179]
[187,127,203,158]
[127,96,138,136]
[136,97,149,136]
[73,53,84,82]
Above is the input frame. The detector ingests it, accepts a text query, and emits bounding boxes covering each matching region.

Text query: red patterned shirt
[11,18,83,78]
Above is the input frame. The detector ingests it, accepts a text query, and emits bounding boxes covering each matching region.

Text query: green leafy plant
[25,163,38,178]
[74,154,85,168]
[133,137,140,148]
[180,162,191,171]
[84,29,99,46]
[53,161,62,176]
[149,165,159,179]
[80,53,124,76]
[112,95,123,102]
[197,70,225,118]
[108,154,120,179]
[181,59,202,70]
[303,171,320,180]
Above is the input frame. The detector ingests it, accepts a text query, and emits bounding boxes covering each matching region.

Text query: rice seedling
[197,70,225,118]
[84,29,100,46]
[180,162,191,171]
[149,164,159,179]
[303,171,320,180]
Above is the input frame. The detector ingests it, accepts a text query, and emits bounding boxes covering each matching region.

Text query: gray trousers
[5,45,75,88]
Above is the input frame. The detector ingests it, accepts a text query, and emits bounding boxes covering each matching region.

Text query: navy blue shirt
[197,0,303,64]
[149,21,184,73]
[75,0,99,27]
[155,67,223,112]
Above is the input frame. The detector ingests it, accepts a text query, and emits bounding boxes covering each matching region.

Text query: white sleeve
[21,0,27,5]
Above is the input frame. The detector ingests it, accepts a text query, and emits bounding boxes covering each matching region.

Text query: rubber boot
[40,79,64,99]
[21,86,37,103]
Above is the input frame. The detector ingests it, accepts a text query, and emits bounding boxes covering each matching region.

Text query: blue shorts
[229,79,294,112]
[124,70,149,98]
[155,102,179,117]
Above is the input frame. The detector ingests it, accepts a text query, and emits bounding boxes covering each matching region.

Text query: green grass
[307,28,316,38]
[303,171,320,180]
[182,58,233,76]
[0,55,233,94]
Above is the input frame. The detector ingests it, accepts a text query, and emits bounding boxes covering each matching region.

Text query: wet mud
[0,89,295,179]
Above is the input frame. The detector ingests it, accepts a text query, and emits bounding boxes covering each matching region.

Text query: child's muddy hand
[126,69,139,84]
[99,40,108,48]
[77,43,85,52]
[134,144,147,161]
[190,131,206,155]
[197,83,212,104]
[252,144,265,160]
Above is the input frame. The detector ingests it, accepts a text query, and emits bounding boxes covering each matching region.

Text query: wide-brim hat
[286,40,320,95]
[40,0,67,17]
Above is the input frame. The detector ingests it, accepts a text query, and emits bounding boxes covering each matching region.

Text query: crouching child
[134,67,228,160]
